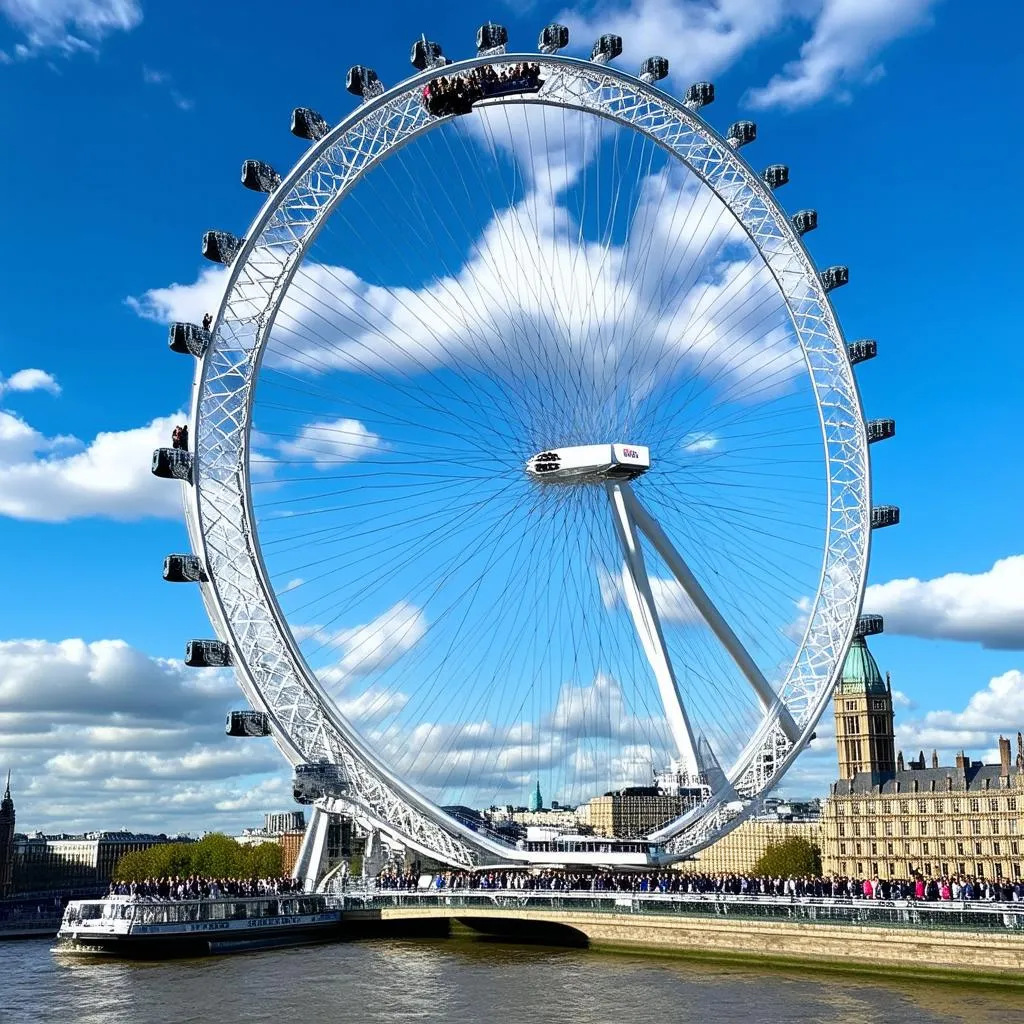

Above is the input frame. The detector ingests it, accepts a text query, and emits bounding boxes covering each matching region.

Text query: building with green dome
[833,635,896,781]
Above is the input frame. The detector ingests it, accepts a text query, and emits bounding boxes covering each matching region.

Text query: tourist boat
[53,893,342,958]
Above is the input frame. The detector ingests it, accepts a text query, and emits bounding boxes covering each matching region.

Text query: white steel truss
[182,52,871,868]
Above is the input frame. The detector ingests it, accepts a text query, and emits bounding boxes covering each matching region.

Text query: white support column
[606,482,701,780]
[623,486,801,743]
[293,803,330,892]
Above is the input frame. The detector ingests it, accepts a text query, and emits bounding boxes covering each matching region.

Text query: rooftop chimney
[1000,736,1012,777]
[1017,731,1023,771]
[931,749,939,769]
[955,751,968,770]
[897,751,905,772]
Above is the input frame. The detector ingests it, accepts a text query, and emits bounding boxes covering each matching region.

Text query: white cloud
[598,563,703,624]
[0,407,186,522]
[126,265,226,324]
[747,0,939,109]
[277,417,383,468]
[316,600,428,685]
[0,368,60,396]
[561,0,938,110]
[560,0,792,82]
[681,431,719,453]
[0,637,293,835]
[0,0,141,61]
[865,555,1024,651]
[141,64,194,111]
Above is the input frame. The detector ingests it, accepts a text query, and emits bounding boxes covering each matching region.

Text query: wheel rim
[187,54,870,866]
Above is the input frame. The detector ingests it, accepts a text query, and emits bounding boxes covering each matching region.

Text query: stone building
[585,788,688,838]
[12,831,187,891]
[690,817,823,875]
[0,772,14,897]
[821,632,1024,881]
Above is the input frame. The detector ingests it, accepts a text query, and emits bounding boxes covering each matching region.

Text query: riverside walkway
[337,888,1024,980]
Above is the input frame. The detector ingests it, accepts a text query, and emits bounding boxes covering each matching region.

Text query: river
[3,936,1022,1023]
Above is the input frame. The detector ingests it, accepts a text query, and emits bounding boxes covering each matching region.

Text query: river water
[3,936,1022,1024]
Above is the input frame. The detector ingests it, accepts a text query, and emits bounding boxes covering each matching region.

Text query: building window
[884,822,893,837]
[917,800,927,814]
[854,823,861,837]
[838,823,846,837]
[1012,842,1020,856]
[971,820,982,835]
[975,842,983,855]
[900,801,909,815]
[901,822,910,836]
[951,800,960,814]
[995,863,1003,879]
[994,842,1001,855]
[991,820,1000,835]
[970,799,980,812]
[919,821,928,836]
[958,862,966,874]
[868,823,876,836]
[856,844,862,856]
[989,798,999,812]
[1008,798,1017,811]
[922,842,929,855]
[976,862,985,877]
[954,821,963,836]
[845,701,856,711]
[882,801,891,814]
[1010,821,1018,835]
[887,842,894,855]
[840,842,846,854]
[956,842,965,856]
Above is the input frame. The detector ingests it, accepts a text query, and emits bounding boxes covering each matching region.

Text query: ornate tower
[0,771,14,898]
[833,638,896,781]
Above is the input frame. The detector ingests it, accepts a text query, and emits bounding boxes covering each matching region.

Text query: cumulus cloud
[864,555,1024,651]
[0,637,293,834]
[561,0,938,110]
[125,265,226,324]
[0,0,141,62]
[277,417,383,467]
[747,0,940,109]
[0,407,186,522]
[598,563,703,625]
[0,368,60,396]
[312,601,428,688]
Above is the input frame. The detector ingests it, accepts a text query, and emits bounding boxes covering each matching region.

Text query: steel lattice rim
[184,52,870,867]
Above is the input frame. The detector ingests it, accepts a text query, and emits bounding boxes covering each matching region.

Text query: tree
[112,834,284,882]
[752,836,822,877]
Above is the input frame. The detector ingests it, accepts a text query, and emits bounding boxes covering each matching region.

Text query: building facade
[265,811,305,834]
[833,636,896,781]
[585,789,687,838]
[690,818,823,875]
[12,831,186,891]
[0,773,14,897]
[821,633,1024,881]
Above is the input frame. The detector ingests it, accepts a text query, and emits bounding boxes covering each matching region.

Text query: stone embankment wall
[345,906,1024,980]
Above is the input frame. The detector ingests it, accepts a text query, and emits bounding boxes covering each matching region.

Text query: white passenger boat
[54,893,341,957]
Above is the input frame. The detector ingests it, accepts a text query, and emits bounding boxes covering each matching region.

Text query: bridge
[336,889,1024,981]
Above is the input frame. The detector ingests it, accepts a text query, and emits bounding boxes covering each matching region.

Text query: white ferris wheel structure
[153,23,897,883]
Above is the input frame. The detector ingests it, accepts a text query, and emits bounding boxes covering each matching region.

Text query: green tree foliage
[752,836,822,877]
[113,834,282,881]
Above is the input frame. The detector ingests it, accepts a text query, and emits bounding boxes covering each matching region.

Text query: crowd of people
[422,63,542,117]
[107,876,304,901]
[375,868,1024,904]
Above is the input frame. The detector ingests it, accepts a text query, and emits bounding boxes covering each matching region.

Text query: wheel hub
[525,443,651,483]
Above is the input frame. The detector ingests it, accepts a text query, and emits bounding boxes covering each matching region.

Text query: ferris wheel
[153,23,897,875]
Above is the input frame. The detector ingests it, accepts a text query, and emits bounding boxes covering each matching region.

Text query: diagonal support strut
[620,483,801,744]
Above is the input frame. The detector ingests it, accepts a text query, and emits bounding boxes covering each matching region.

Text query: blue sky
[0,0,1022,836]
